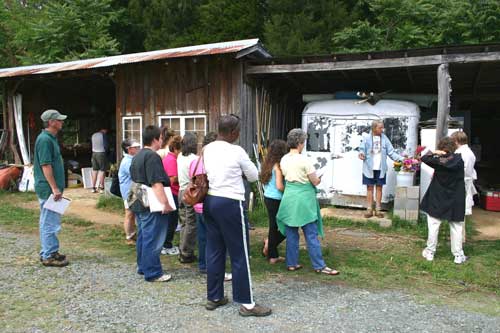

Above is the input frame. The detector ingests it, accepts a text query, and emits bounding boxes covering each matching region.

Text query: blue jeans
[196,213,207,270]
[38,198,62,260]
[136,211,168,281]
[285,221,326,270]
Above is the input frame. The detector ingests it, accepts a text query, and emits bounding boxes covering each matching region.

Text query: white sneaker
[422,249,434,261]
[161,246,180,256]
[152,274,172,282]
[454,255,468,264]
[224,273,232,282]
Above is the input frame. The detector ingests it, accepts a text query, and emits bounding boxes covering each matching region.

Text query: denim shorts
[362,170,386,185]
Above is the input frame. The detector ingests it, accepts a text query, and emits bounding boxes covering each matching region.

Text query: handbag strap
[192,149,205,177]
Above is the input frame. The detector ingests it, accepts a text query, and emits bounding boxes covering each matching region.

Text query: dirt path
[472,207,500,240]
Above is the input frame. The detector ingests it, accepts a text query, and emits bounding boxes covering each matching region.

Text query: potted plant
[393,146,424,187]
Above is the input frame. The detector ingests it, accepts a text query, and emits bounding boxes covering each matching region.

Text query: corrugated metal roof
[0,38,270,78]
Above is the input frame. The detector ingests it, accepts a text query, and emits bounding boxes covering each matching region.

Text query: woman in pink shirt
[161,135,182,255]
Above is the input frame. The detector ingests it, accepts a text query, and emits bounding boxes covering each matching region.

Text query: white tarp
[13,94,30,165]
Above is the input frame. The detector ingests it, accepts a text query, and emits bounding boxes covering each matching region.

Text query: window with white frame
[122,116,142,144]
[158,115,207,147]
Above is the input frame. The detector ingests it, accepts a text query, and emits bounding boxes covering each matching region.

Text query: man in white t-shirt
[203,114,271,317]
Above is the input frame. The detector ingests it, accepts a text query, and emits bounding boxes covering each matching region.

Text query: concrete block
[395,187,407,199]
[379,218,392,228]
[405,209,419,223]
[406,186,420,199]
[406,198,419,211]
[393,209,405,220]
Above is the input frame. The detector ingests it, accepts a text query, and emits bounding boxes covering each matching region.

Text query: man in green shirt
[34,109,68,267]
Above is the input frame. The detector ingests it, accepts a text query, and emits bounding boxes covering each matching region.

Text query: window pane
[185,118,195,131]
[195,118,205,131]
[171,118,181,134]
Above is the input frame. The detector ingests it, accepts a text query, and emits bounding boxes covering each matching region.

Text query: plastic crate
[481,191,500,212]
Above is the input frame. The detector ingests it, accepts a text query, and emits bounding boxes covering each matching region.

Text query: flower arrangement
[393,146,425,172]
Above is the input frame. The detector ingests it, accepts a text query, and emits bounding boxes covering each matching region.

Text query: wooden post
[436,63,452,146]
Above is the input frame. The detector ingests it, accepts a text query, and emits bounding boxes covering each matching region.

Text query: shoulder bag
[182,151,209,206]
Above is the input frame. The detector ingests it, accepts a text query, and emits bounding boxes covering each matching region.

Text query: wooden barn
[0,39,271,167]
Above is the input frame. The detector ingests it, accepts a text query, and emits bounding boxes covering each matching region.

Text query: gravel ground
[1,227,499,333]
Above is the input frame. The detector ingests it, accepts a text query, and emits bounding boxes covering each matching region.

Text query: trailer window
[306,116,332,152]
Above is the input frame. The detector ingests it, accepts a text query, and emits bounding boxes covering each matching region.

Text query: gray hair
[371,120,384,131]
[287,128,307,149]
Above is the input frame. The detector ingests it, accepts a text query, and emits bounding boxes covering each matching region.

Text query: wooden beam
[436,64,451,146]
[247,51,500,74]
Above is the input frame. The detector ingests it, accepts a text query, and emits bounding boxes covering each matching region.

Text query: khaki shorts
[91,152,109,171]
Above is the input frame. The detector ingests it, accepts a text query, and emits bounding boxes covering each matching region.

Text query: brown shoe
[41,257,69,267]
[239,304,272,317]
[374,210,384,218]
[364,209,374,218]
[205,296,229,310]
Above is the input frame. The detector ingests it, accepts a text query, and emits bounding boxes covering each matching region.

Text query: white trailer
[302,99,420,207]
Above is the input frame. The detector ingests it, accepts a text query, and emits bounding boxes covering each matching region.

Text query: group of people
[33,108,476,318]
[355,119,475,264]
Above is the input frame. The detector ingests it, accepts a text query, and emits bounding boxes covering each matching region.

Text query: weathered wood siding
[115,55,254,151]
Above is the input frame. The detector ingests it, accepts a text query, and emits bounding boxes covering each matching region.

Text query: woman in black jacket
[420,136,468,264]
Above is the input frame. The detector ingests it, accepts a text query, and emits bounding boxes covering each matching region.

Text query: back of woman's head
[287,128,306,149]
[169,135,182,152]
[437,136,457,153]
[161,126,175,149]
[203,132,218,147]
[260,139,288,184]
[181,132,198,156]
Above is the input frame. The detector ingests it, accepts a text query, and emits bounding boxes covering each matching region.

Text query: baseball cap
[41,109,67,121]
[128,140,141,148]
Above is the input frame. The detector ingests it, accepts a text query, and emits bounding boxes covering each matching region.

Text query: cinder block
[379,219,392,228]
[405,209,419,223]
[406,186,420,199]
[393,209,405,220]
[395,187,407,199]
[406,198,419,211]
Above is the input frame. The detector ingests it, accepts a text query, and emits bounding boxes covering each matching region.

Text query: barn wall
[115,55,252,151]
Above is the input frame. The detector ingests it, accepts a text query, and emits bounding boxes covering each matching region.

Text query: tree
[11,0,121,65]
[333,0,500,53]
[194,0,266,44]
[263,0,356,56]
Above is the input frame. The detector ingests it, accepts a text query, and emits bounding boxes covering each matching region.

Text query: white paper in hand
[144,186,177,213]
[43,194,71,215]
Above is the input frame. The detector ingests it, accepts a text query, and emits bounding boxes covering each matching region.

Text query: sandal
[287,265,303,271]
[269,257,285,264]
[315,266,339,276]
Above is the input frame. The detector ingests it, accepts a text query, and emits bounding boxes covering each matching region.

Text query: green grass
[96,195,125,215]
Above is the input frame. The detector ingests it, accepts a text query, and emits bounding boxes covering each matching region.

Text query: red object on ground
[481,191,500,212]
[0,166,21,190]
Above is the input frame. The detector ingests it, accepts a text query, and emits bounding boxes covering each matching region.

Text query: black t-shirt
[130,148,170,187]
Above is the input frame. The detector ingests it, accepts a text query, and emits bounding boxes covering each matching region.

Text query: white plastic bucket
[396,171,415,187]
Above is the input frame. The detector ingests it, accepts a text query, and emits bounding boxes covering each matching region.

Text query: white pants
[425,214,464,257]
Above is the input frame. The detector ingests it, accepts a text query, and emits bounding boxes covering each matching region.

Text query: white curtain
[13,94,30,165]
